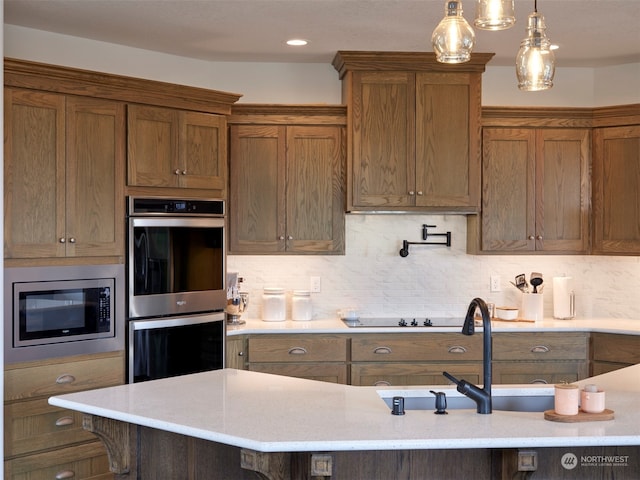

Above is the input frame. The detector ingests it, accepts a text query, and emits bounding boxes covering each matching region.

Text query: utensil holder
[521,293,544,321]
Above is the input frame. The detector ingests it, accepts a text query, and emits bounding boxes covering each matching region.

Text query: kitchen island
[50,364,640,479]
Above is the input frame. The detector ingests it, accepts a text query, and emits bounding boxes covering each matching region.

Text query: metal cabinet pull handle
[55,470,75,479]
[55,374,76,384]
[531,345,550,353]
[374,380,391,386]
[288,347,308,355]
[531,379,548,384]
[55,416,74,427]
[373,346,392,354]
[448,346,467,354]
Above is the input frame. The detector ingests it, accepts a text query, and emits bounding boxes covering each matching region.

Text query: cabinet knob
[181,170,187,175]
[417,191,423,196]
[238,351,244,357]
[528,235,535,240]
[531,345,550,353]
[55,416,75,427]
[55,374,76,384]
[287,235,293,240]
[536,235,543,240]
[408,191,415,195]
[174,168,181,175]
[68,237,76,244]
[279,236,285,240]
[59,237,66,243]
[55,470,75,479]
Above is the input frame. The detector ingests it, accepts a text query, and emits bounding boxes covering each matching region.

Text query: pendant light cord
[534,0,538,13]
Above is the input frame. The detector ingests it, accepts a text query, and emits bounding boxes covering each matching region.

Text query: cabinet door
[127,104,178,187]
[537,128,590,253]
[285,125,345,253]
[4,88,66,258]
[350,71,415,207]
[66,97,125,257]
[415,72,479,209]
[480,128,535,251]
[179,111,227,191]
[592,125,640,254]
[229,124,285,253]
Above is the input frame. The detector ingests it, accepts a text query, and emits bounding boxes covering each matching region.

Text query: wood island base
[84,414,640,480]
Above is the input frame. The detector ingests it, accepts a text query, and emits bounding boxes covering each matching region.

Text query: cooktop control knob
[424,318,433,326]
[411,318,418,326]
[398,318,407,327]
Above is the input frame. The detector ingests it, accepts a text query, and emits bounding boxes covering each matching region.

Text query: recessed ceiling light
[286,39,308,46]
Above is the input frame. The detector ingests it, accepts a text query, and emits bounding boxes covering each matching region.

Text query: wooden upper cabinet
[471,127,590,254]
[592,125,640,254]
[229,114,345,254]
[332,51,491,213]
[127,104,227,194]
[4,88,125,260]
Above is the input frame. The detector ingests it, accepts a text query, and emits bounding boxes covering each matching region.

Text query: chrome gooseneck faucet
[443,298,492,414]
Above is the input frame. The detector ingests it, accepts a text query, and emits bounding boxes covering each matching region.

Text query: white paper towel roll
[553,276,575,319]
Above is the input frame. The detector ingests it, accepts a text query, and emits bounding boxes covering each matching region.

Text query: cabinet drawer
[4,440,112,480]
[249,363,348,384]
[591,333,640,364]
[493,361,587,385]
[493,333,588,361]
[351,334,483,362]
[5,352,125,402]
[248,335,347,362]
[4,398,98,457]
[351,363,482,387]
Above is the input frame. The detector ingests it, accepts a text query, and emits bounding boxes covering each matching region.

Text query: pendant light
[432,1,475,64]
[515,0,555,91]
[474,0,515,30]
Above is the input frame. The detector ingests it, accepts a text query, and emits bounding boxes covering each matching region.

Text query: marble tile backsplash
[228,215,640,321]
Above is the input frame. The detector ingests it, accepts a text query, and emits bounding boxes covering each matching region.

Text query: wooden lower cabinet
[4,351,125,480]
[591,332,640,375]
[247,334,348,383]
[226,335,247,370]
[493,332,589,384]
[351,363,482,387]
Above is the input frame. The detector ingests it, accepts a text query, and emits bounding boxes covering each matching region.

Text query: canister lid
[293,290,311,296]
[263,287,284,294]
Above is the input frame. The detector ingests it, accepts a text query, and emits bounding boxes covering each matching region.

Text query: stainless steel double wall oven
[127,197,227,383]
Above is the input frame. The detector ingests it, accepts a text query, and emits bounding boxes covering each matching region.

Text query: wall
[4,25,640,321]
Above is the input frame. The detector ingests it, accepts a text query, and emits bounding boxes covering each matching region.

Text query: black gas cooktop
[342,317,465,328]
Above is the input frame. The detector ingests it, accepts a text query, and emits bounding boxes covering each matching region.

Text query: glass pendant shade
[432,1,475,63]
[515,11,555,91]
[474,0,515,30]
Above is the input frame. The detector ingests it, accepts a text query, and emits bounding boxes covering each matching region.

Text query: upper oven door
[128,216,226,318]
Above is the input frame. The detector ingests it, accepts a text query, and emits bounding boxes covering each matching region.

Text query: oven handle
[129,312,225,331]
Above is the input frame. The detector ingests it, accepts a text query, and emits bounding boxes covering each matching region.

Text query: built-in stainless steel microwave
[4,264,125,363]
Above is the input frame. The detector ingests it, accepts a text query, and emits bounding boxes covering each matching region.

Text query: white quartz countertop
[226,317,640,336]
[50,365,640,453]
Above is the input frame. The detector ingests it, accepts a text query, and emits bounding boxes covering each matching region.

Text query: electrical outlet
[310,276,321,293]
[490,275,501,292]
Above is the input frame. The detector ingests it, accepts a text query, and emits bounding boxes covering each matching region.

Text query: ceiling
[5,0,640,68]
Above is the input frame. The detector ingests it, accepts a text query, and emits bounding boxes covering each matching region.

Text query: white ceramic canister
[291,290,312,321]
[262,287,286,321]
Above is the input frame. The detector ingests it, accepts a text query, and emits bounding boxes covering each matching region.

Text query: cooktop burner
[342,317,464,328]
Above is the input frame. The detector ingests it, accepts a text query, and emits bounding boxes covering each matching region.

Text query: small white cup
[555,384,579,415]
[581,389,606,413]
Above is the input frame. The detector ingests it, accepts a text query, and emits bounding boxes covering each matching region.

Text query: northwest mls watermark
[561,452,630,470]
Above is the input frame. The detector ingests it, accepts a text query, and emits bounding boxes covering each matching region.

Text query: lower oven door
[128,312,225,383]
